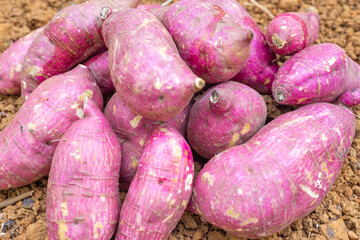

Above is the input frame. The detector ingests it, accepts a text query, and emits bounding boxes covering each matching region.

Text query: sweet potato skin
[102,9,204,121]
[21,0,140,99]
[137,4,161,11]
[104,92,191,190]
[266,12,320,56]
[0,65,103,190]
[204,0,279,93]
[191,103,355,239]
[83,51,114,95]
[152,1,253,84]
[272,43,360,105]
[338,88,360,107]
[47,99,121,240]
[187,81,267,159]
[115,127,194,240]
[0,27,43,94]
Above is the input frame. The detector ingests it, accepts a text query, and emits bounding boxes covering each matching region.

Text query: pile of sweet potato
[0,0,359,239]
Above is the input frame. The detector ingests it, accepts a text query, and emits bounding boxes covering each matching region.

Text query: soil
[0,0,359,239]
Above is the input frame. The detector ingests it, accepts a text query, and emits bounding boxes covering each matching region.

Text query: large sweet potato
[204,0,279,94]
[151,0,253,84]
[21,0,140,99]
[0,27,43,94]
[102,8,205,121]
[187,81,267,159]
[115,127,194,240]
[272,43,360,105]
[104,92,191,190]
[0,65,103,190]
[191,103,355,239]
[47,99,121,240]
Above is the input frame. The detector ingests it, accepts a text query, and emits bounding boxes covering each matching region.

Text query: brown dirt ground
[0,0,359,239]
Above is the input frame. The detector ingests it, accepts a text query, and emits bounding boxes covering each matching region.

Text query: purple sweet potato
[115,127,194,240]
[47,99,121,240]
[203,0,279,93]
[21,0,140,99]
[151,1,253,84]
[187,81,267,159]
[0,27,43,94]
[191,103,355,239]
[104,92,191,190]
[266,12,320,56]
[102,8,205,121]
[0,64,103,190]
[338,88,360,107]
[83,51,115,95]
[272,43,360,105]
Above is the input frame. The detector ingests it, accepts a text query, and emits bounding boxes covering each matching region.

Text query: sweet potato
[115,127,194,240]
[203,0,279,93]
[83,51,114,95]
[104,92,191,190]
[21,0,140,99]
[191,103,355,239]
[137,4,161,11]
[338,88,360,107]
[187,81,267,159]
[102,8,205,121]
[0,27,43,94]
[0,64,103,190]
[46,99,121,240]
[151,1,253,83]
[272,43,360,105]
[266,12,320,56]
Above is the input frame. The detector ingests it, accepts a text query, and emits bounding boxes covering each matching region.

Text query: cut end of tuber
[275,91,286,102]
[210,90,219,104]
[100,7,112,20]
[272,33,286,49]
[193,78,206,92]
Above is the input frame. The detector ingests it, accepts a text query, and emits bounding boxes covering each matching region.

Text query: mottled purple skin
[187,81,267,159]
[47,99,121,240]
[266,12,320,56]
[104,92,191,191]
[338,88,360,107]
[115,127,194,240]
[102,9,205,121]
[152,1,253,84]
[137,4,161,11]
[0,65,103,190]
[203,0,279,93]
[272,43,360,105]
[0,27,43,94]
[21,0,140,99]
[83,51,114,95]
[191,103,355,239]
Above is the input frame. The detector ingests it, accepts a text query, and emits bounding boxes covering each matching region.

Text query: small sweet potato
[0,65,103,190]
[187,81,267,159]
[102,8,205,121]
[115,127,194,240]
[204,0,279,93]
[191,103,355,239]
[266,12,320,56]
[83,51,114,95]
[272,43,360,105]
[151,0,253,83]
[104,92,191,190]
[47,99,121,240]
[338,88,360,107]
[21,0,140,99]
[0,27,43,94]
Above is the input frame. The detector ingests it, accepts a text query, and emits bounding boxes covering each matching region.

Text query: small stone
[1,219,16,233]
[21,198,35,209]
[348,230,358,240]
[319,219,349,240]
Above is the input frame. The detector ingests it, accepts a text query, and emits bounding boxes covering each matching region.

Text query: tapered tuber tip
[272,33,286,49]
[194,78,206,92]
[210,90,219,104]
[100,7,112,20]
[275,91,286,102]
